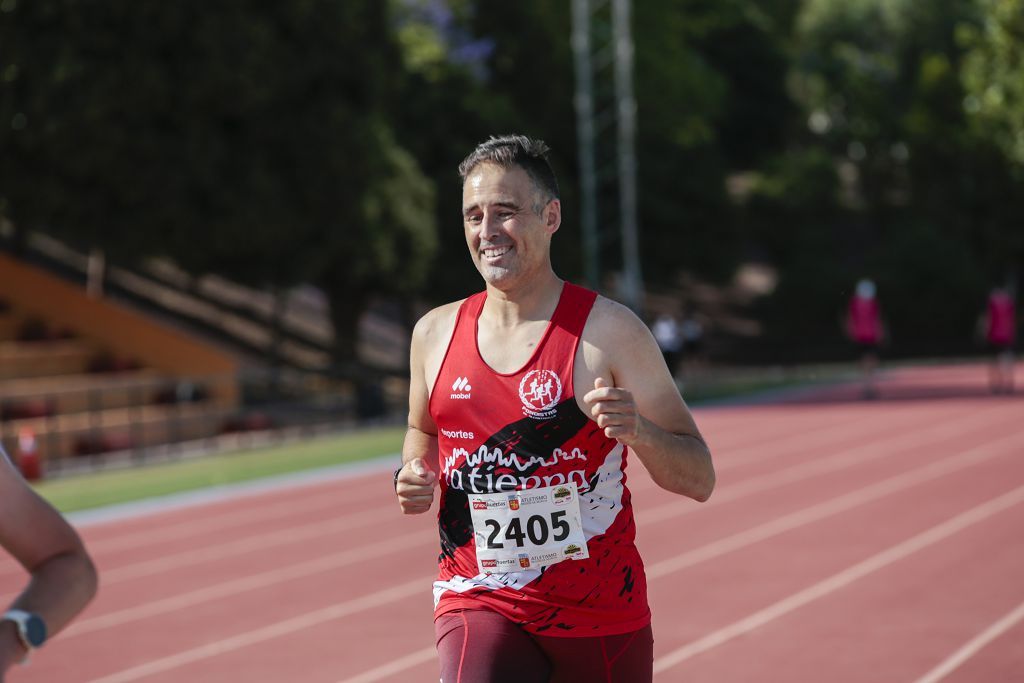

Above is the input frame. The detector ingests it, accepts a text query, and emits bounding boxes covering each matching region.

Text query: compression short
[435,609,653,683]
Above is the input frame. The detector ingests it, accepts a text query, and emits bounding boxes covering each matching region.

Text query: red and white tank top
[429,282,650,636]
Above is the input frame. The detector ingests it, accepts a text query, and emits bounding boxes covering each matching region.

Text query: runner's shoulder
[585,295,651,346]
[413,299,466,349]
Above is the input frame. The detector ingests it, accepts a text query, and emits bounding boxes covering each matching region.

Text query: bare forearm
[630,417,715,501]
[402,425,439,471]
[9,551,98,635]
[0,551,97,675]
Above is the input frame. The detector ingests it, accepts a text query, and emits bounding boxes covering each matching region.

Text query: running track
[2,363,1022,682]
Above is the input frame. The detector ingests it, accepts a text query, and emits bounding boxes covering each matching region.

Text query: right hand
[396,458,438,514]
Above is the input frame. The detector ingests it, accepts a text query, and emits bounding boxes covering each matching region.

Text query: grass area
[33,426,405,513]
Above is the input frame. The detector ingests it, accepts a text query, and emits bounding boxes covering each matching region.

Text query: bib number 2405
[483,510,570,549]
[468,482,590,574]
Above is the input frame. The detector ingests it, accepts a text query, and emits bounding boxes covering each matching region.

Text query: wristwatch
[2,609,47,654]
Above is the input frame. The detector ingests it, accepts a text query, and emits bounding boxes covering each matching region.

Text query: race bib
[468,482,589,575]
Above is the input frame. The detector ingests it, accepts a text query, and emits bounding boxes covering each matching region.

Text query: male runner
[395,135,715,682]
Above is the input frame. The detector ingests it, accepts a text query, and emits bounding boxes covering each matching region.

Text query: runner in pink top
[846,279,883,399]
[984,288,1016,393]
[395,135,715,682]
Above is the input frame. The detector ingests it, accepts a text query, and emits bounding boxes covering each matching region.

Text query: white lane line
[64,411,1019,647]
[12,400,949,589]
[639,403,1012,525]
[652,483,1024,674]
[64,531,433,637]
[68,452,400,528]
[0,457,401,582]
[913,598,1024,683]
[646,430,1024,579]
[282,422,1024,683]
[715,403,961,469]
[80,404,996,590]
[97,507,411,584]
[86,577,429,683]
[83,488,363,554]
[625,401,961,498]
[696,408,879,459]
[336,646,438,683]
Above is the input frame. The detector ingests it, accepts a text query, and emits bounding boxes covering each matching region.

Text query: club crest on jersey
[519,369,562,419]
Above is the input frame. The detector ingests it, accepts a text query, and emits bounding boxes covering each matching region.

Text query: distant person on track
[846,278,884,399]
[652,312,683,377]
[680,304,707,376]
[394,135,715,683]
[0,446,98,680]
[982,287,1016,393]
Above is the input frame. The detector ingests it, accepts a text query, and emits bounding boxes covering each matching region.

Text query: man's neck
[482,272,564,328]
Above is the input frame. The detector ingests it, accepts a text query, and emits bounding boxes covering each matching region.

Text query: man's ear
[545,199,562,234]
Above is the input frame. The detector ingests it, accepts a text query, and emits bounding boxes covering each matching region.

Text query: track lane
[2,364,1019,681]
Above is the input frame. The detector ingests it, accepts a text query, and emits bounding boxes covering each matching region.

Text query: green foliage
[959,0,1024,169]
[634,0,797,284]
[0,0,436,367]
[869,221,987,350]
[749,0,1024,358]
[2,0,1022,366]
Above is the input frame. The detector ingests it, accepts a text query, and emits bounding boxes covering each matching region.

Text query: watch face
[24,614,46,647]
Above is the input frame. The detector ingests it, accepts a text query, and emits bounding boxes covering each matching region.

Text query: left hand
[583,377,641,445]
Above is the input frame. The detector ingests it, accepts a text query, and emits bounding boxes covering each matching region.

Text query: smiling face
[462,162,561,291]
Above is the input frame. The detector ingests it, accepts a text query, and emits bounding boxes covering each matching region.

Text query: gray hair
[458,135,560,203]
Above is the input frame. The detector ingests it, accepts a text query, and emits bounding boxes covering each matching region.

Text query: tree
[758,0,1023,352]
[959,0,1024,285]
[960,0,1024,169]
[0,0,436,370]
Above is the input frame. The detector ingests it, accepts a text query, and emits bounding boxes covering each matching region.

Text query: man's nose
[480,213,502,239]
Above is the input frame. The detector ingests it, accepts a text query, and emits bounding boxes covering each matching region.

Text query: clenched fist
[396,457,438,514]
[583,376,642,445]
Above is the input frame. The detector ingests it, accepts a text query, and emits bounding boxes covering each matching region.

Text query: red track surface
[2,362,1022,682]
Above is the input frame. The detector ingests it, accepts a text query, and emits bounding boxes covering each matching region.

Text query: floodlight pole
[612,0,643,314]
[571,0,643,312]
[571,0,600,291]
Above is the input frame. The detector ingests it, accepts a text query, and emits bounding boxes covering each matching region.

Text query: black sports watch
[3,609,47,653]
[393,466,403,491]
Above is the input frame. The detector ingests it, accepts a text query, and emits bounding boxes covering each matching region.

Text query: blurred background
[1,0,1021,475]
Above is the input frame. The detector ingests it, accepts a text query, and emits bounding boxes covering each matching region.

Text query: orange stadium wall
[0,253,239,405]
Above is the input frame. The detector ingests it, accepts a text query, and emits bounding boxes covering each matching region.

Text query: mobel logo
[450,376,472,400]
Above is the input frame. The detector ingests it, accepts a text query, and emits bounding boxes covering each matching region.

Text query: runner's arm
[0,453,98,672]
[397,314,440,514]
[582,302,714,501]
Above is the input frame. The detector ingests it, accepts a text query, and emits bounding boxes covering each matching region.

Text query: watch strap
[3,609,46,652]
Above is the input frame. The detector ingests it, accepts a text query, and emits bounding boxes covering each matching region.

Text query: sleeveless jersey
[986,292,1015,346]
[848,295,881,344]
[429,283,651,637]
